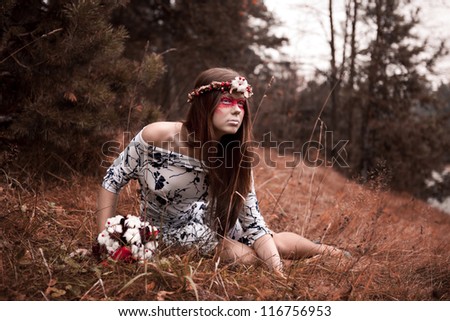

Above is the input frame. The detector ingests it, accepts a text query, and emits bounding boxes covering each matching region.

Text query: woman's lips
[227,120,240,126]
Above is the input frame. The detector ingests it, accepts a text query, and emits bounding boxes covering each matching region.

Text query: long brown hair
[184,68,253,237]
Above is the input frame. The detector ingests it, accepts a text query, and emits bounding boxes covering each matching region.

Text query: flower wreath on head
[187,76,253,103]
[93,214,159,262]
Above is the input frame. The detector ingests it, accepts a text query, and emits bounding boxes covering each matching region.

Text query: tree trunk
[347,0,358,163]
[328,0,339,134]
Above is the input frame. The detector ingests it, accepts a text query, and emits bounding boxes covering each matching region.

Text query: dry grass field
[1,149,449,301]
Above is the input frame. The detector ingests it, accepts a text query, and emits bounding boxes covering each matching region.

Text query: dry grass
[1,149,449,301]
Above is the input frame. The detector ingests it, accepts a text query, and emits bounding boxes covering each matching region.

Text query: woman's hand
[253,234,283,272]
[273,267,287,280]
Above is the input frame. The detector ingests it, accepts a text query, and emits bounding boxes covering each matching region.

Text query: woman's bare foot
[321,245,352,258]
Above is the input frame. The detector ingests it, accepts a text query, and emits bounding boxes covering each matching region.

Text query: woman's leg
[273,232,345,260]
[216,238,258,265]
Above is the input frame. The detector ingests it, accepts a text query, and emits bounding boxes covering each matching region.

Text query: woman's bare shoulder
[141,121,182,147]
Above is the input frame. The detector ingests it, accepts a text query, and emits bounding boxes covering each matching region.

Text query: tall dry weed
[1,146,449,300]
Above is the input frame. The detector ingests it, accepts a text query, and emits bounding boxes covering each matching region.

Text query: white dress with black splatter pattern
[102,130,271,254]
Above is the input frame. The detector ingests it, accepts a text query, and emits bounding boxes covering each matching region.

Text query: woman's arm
[97,128,150,233]
[253,234,283,272]
[96,187,119,232]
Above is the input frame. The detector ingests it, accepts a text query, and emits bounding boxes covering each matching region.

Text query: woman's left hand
[253,234,283,272]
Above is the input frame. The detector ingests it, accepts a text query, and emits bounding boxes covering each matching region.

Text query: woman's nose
[231,103,242,114]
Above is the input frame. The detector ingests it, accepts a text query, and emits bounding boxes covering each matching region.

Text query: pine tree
[0,0,164,180]
[285,0,448,196]
[353,0,447,194]
[111,0,288,120]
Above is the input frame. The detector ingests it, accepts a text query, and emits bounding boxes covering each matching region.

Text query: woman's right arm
[96,187,119,233]
[95,122,170,233]
[96,128,149,233]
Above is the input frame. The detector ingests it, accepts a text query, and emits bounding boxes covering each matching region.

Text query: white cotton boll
[143,242,157,259]
[431,170,444,183]
[428,196,450,215]
[131,244,145,260]
[123,228,141,244]
[113,214,125,223]
[109,238,116,248]
[97,231,110,245]
[231,77,246,92]
[425,178,436,188]
[69,248,89,258]
[104,238,120,254]
[105,215,125,233]
[102,235,116,248]
[145,241,157,251]
[105,215,123,228]
[106,241,120,254]
[143,248,154,260]
[443,167,450,176]
[104,218,113,228]
[110,241,120,252]
[139,247,147,260]
[113,224,123,233]
[125,215,142,229]
[131,244,140,256]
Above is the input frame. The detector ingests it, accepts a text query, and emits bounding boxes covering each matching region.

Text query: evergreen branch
[159,48,177,56]
[126,42,151,133]
[0,28,63,65]
[11,54,29,69]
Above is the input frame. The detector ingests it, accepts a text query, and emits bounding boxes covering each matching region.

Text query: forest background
[1,0,450,301]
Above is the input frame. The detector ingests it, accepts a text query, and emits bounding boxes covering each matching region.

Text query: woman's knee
[272,232,291,256]
[272,232,317,259]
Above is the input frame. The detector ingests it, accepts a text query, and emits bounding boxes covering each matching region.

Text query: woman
[96,67,346,274]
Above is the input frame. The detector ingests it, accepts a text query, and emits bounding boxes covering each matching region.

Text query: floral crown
[187,76,253,103]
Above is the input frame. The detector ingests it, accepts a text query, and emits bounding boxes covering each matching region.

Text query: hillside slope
[1,150,449,300]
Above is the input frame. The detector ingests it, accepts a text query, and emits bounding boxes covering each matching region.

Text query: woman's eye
[221,98,232,104]
[238,101,245,107]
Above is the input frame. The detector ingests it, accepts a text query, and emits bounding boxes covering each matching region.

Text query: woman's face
[212,93,246,139]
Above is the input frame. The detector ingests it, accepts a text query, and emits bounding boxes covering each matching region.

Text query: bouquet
[94,214,159,262]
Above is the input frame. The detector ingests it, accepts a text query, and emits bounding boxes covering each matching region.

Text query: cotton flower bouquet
[93,214,159,262]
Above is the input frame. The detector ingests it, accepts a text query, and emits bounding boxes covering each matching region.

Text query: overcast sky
[264,0,450,86]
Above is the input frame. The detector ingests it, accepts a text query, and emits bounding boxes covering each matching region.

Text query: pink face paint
[215,96,246,114]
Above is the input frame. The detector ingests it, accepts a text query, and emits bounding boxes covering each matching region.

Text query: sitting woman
[96,67,347,274]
